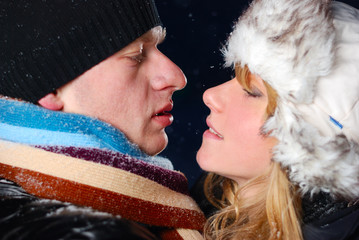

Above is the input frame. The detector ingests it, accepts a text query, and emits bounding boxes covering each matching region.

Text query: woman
[196,0,359,239]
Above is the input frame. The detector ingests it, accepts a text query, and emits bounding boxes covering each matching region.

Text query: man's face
[57,27,186,155]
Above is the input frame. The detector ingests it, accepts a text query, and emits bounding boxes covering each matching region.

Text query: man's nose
[151,51,187,92]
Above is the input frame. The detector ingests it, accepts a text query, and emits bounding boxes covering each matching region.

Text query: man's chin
[141,135,168,156]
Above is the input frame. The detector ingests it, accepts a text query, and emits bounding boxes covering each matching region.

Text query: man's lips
[152,103,174,127]
[153,103,173,117]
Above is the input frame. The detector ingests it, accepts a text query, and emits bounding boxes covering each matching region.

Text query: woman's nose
[203,84,224,113]
[203,79,235,112]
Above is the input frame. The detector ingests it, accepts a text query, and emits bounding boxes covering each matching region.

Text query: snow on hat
[224,0,359,200]
[0,0,161,103]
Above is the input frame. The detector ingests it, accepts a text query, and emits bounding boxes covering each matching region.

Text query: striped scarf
[0,99,205,239]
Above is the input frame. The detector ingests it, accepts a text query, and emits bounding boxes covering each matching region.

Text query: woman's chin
[196,146,211,171]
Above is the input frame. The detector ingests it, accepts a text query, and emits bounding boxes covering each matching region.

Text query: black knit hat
[0,0,161,103]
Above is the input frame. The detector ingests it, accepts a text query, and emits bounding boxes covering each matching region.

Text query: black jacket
[302,192,359,240]
[0,178,159,240]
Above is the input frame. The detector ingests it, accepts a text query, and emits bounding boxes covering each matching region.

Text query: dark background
[157,0,359,187]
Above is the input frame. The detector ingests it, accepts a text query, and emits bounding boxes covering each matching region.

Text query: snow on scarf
[0,99,205,240]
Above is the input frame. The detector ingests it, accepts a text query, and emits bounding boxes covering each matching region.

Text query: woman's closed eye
[243,87,263,98]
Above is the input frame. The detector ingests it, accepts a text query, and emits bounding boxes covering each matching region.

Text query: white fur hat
[224,0,359,200]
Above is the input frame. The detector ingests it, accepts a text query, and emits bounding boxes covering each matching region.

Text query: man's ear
[38,92,64,111]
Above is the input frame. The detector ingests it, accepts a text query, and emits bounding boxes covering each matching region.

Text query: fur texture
[224,0,359,200]
[224,0,335,103]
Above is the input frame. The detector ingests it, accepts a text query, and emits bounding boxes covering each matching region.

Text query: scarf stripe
[176,229,204,239]
[0,140,201,213]
[0,122,113,150]
[0,163,205,230]
[38,146,189,195]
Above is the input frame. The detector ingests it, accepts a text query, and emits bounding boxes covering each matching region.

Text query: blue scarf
[0,98,173,170]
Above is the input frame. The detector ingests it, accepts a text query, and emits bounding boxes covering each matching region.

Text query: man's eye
[130,54,144,63]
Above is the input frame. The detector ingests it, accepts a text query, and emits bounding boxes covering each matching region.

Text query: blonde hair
[203,65,302,240]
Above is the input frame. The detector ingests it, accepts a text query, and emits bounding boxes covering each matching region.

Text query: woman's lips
[209,127,224,139]
[204,118,224,140]
[203,127,224,140]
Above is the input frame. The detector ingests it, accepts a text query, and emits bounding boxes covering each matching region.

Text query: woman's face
[197,74,277,185]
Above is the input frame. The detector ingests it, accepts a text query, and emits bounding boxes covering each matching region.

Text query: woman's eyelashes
[243,87,263,98]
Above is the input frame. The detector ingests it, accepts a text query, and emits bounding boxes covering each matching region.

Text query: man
[0,0,204,239]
